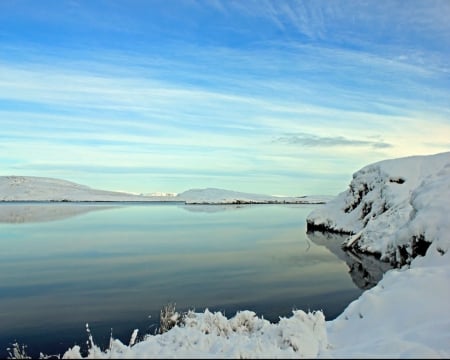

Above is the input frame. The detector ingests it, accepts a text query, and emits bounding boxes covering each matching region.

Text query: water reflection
[179,204,248,213]
[179,203,309,213]
[0,203,119,223]
[306,231,394,289]
[0,204,364,358]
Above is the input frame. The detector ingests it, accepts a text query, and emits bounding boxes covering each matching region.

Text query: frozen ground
[5,153,450,358]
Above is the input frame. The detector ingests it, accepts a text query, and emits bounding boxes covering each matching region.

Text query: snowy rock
[306,152,450,266]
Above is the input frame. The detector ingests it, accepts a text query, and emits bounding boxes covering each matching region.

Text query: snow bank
[324,252,450,358]
[307,152,450,265]
[61,310,327,359]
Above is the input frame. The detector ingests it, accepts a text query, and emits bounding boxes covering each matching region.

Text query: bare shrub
[6,342,31,359]
[159,302,181,334]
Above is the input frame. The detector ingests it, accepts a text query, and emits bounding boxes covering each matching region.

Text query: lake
[0,203,388,358]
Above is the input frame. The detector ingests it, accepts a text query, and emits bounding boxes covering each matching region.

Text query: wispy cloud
[0,0,449,195]
[274,133,392,149]
[218,0,450,47]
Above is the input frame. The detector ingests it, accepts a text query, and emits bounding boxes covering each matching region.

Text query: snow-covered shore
[6,153,450,358]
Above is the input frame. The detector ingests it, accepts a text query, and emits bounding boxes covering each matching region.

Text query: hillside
[0,176,163,202]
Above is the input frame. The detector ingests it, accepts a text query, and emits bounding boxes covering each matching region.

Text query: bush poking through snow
[7,343,30,360]
[158,302,182,334]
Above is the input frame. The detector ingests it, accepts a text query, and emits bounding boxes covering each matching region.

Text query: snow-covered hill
[176,187,330,204]
[307,151,450,266]
[0,176,166,202]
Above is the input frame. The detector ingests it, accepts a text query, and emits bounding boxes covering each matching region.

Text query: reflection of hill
[0,204,119,224]
[306,231,394,290]
[179,204,250,213]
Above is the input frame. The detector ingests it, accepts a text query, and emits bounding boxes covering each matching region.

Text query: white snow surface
[307,151,450,265]
[62,310,328,359]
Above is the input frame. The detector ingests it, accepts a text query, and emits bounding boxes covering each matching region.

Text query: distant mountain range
[0,176,332,204]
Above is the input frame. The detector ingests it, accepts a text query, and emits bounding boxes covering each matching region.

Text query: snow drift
[307,152,450,266]
[61,310,327,359]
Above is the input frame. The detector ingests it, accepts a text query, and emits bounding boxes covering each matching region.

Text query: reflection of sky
[0,204,361,357]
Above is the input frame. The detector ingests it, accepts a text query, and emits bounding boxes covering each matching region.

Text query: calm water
[0,203,370,357]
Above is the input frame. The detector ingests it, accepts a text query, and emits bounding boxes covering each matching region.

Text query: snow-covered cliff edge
[306,152,450,266]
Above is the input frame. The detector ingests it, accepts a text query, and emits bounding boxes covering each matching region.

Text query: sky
[0,0,449,196]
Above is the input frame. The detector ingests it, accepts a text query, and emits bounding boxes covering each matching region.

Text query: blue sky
[1,0,449,195]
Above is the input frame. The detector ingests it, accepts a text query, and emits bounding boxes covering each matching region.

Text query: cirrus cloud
[274,133,393,149]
